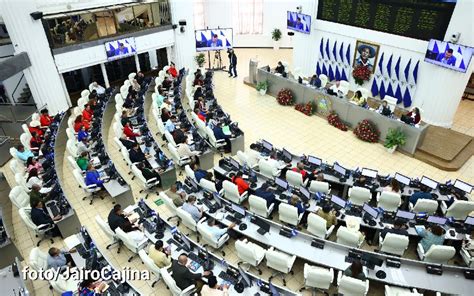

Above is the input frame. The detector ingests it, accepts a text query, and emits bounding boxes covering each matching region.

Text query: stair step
[414,140,474,171]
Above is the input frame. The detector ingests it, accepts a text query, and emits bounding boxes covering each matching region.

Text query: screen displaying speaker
[424,39,473,73]
[105,37,137,61]
[287,11,311,34]
[195,28,233,52]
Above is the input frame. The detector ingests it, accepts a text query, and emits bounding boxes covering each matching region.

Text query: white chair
[9,159,25,176]
[66,128,76,141]
[139,250,162,287]
[258,159,280,179]
[161,266,196,296]
[67,118,75,131]
[22,123,31,137]
[286,170,306,187]
[278,203,303,227]
[95,215,121,253]
[115,228,147,262]
[235,239,265,275]
[385,285,423,296]
[159,192,179,224]
[249,194,274,218]
[237,150,258,169]
[66,139,79,158]
[15,173,30,193]
[348,186,371,206]
[265,247,296,286]
[197,220,230,256]
[309,180,331,194]
[337,271,369,296]
[168,143,191,172]
[307,213,334,239]
[336,226,365,248]
[176,207,200,242]
[338,80,350,96]
[50,273,80,294]
[443,201,474,220]
[72,169,102,205]
[379,233,409,256]
[67,155,82,172]
[319,74,328,88]
[9,147,20,162]
[204,126,226,151]
[72,106,81,117]
[409,199,438,214]
[29,247,49,271]
[417,244,455,264]
[199,178,218,193]
[460,245,474,268]
[385,95,398,112]
[165,131,177,147]
[377,191,401,212]
[80,89,90,99]
[222,180,248,204]
[131,164,160,199]
[184,165,196,182]
[9,186,30,209]
[300,263,333,294]
[20,133,36,151]
[19,207,55,246]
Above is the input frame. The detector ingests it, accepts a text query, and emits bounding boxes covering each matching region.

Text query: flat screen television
[424,39,473,73]
[105,37,137,61]
[195,28,233,52]
[287,11,311,34]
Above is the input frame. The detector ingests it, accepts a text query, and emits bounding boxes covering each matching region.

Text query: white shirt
[329,84,340,93]
[177,143,199,158]
[127,230,146,245]
[27,176,43,189]
[77,141,91,155]
[92,84,105,95]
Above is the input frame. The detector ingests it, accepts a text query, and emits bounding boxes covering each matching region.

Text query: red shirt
[197,112,206,122]
[123,125,139,139]
[406,111,421,124]
[82,109,93,122]
[168,67,178,78]
[28,126,44,137]
[30,136,43,149]
[40,114,53,127]
[74,120,90,132]
[292,167,307,179]
[232,176,249,195]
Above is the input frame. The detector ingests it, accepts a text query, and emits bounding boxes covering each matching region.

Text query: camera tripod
[206,50,226,72]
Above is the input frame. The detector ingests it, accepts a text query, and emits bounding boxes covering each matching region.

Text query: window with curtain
[232,0,263,34]
[193,0,206,30]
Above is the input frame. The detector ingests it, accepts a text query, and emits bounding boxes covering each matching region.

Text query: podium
[248,59,259,84]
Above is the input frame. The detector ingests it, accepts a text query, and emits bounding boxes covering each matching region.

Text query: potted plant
[384,128,406,153]
[195,53,206,69]
[256,80,269,95]
[271,28,282,50]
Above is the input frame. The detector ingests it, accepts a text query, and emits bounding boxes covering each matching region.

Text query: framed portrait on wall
[353,40,380,73]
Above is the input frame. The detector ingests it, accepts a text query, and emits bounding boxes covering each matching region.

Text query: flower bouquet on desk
[327,111,348,131]
[295,101,316,116]
[354,119,379,142]
[276,88,294,106]
[352,65,371,85]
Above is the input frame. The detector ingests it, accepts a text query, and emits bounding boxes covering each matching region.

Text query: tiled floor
[1,48,472,296]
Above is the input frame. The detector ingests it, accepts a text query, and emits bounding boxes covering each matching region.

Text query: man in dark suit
[254,183,276,207]
[129,143,149,165]
[228,49,237,78]
[171,254,210,292]
[380,219,409,239]
[30,200,62,237]
[206,34,223,48]
[114,42,129,56]
[107,204,138,232]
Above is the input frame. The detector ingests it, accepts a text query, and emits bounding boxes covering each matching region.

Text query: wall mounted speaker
[178,20,187,26]
[288,32,295,36]
[30,11,43,20]
[180,27,185,33]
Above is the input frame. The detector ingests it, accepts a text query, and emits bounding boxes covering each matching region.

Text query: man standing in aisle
[228,49,237,78]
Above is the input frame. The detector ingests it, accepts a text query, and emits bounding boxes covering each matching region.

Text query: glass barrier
[44,1,170,49]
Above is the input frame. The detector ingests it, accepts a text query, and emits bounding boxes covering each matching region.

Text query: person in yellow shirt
[201,275,229,296]
[148,240,171,268]
[350,90,367,107]
[316,205,338,229]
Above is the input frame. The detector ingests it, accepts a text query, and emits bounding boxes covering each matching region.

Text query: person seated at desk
[177,139,200,161]
[85,164,104,189]
[29,131,43,151]
[409,185,432,206]
[149,240,172,268]
[351,90,367,107]
[292,162,314,182]
[154,87,165,108]
[192,163,208,183]
[73,115,90,132]
[315,173,325,182]
[47,247,76,271]
[166,184,186,207]
[289,195,305,216]
[203,218,236,241]
[275,61,285,75]
[90,81,106,95]
[401,107,421,125]
[254,183,276,207]
[316,205,337,229]
[77,125,89,142]
[77,137,92,156]
[165,115,177,133]
[161,107,172,122]
[193,86,203,101]
[39,109,53,128]
[78,278,108,295]
[107,204,139,232]
[82,104,94,122]
[136,162,162,182]
[309,74,321,88]
[16,144,34,162]
[380,219,408,239]
[29,184,50,207]
[173,127,188,145]
[230,171,249,195]
[384,178,401,194]
[172,253,211,292]
[161,98,173,113]
[343,260,367,281]
[30,200,62,237]
[76,152,89,171]
[182,195,203,222]
[168,62,178,78]
[26,156,42,173]
[201,275,229,296]
[129,143,151,166]
[353,175,370,189]
[194,74,204,87]
[26,168,46,190]
[328,81,343,96]
[416,225,445,253]
[212,123,232,153]
[377,100,392,117]
[194,107,207,122]
[123,121,140,142]
[28,121,44,138]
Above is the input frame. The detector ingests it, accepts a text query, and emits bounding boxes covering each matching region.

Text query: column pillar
[100,63,110,88]
[148,50,158,69]
[134,54,141,72]
[169,0,196,71]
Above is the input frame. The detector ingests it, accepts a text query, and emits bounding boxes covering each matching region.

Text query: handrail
[0,54,14,59]
[11,73,25,103]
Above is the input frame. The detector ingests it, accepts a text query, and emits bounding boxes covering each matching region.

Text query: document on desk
[128,212,140,222]
[64,235,81,250]
[389,268,408,285]
[123,205,136,214]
